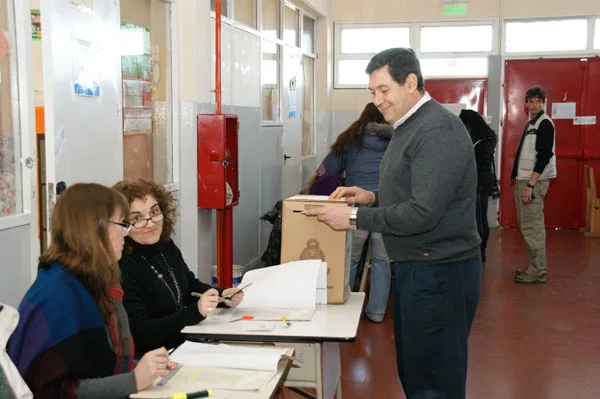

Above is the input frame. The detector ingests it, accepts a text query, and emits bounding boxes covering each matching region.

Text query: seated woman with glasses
[113,179,244,354]
[8,183,177,398]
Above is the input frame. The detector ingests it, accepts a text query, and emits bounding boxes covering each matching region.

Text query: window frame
[334,22,411,89]
[502,16,597,57]
[0,0,35,226]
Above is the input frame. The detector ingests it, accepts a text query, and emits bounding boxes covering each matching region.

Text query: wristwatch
[526,182,535,189]
[349,207,358,231]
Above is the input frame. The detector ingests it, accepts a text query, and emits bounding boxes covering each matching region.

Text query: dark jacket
[472,135,497,191]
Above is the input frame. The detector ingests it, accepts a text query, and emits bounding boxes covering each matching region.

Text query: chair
[582,165,600,237]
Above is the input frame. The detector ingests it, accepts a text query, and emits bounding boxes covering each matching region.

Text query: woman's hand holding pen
[197,288,220,317]
[221,287,244,307]
[134,347,178,391]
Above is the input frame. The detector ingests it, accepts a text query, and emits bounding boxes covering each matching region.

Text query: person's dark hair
[330,102,387,156]
[525,86,546,102]
[459,109,497,147]
[365,48,424,93]
[112,179,178,246]
[39,183,129,322]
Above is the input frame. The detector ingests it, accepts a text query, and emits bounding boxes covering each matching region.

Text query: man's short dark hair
[525,86,546,102]
[365,48,424,93]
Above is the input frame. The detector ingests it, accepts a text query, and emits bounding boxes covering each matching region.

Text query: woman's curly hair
[112,179,178,246]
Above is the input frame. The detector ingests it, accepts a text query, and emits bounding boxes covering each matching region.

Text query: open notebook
[131,342,292,397]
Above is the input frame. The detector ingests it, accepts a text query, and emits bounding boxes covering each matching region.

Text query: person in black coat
[460,109,498,263]
[113,179,244,354]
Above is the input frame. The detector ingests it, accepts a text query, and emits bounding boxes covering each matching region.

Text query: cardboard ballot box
[281,195,351,304]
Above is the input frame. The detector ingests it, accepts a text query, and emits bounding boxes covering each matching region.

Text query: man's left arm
[531,119,555,185]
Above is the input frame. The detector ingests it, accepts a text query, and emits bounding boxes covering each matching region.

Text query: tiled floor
[282,228,600,399]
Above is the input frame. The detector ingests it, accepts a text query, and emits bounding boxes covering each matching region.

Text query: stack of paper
[154,341,289,392]
[228,260,325,320]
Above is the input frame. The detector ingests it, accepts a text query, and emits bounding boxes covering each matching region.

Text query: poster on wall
[72,31,101,98]
[288,77,297,118]
[441,103,466,116]
[31,10,41,40]
[551,102,576,120]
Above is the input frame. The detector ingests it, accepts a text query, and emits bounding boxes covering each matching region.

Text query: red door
[582,59,600,209]
[425,78,488,115]
[500,59,586,229]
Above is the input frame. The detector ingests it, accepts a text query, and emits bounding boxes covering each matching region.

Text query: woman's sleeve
[121,256,204,352]
[74,372,138,399]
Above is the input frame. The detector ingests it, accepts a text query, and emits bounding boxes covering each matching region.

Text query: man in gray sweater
[306,48,482,399]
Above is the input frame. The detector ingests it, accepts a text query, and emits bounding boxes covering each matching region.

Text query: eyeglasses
[109,220,132,234]
[129,211,164,229]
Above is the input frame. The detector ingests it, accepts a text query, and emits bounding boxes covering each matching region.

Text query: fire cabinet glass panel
[505,19,587,53]
[120,0,173,185]
[340,27,409,54]
[420,57,488,78]
[284,5,298,47]
[262,0,280,40]
[261,40,280,121]
[420,25,492,53]
[302,56,314,156]
[0,0,23,216]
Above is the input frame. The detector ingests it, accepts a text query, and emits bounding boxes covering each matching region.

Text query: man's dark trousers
[391,257,482,399]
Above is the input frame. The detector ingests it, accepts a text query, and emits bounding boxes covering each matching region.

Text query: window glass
[338,59,370,86]
[340,27,409,54]
[302,15,314,54]
[210,0,229,17]
[505,19,587,53]
[420,25,492,53]
[0,0,21,216]
[302,56,314,155]
[261,40,280,121]
[120,0,173,184]
[262,0,280,40]
[232,0,256,29]
[284,5,298,47]
[594,18,600,49]
[420,57,488,78]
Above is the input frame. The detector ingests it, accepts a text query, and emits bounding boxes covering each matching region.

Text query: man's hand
[329,186,375,206]
[305,206,353,231]
[521,187,534,205]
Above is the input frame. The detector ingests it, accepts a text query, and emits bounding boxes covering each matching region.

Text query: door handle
[284,154,292,160]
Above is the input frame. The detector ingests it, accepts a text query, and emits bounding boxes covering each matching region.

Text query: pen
[191,292,226,303]
[172,389,212,399]
[221,282,253,300]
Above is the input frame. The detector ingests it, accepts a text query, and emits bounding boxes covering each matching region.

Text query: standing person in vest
[511,86,556,284]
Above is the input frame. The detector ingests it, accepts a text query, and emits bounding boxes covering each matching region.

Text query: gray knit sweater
[357,99,481,265]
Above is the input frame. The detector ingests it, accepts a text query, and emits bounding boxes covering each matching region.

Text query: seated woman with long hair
[113,179,244,354]
[8,183,176,398]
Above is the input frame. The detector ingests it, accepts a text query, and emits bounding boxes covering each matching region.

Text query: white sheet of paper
[441,103,466,116]
[169,341,288,372]
[316,262,328,304]
[236,260,321,310]
[551,102,576,119]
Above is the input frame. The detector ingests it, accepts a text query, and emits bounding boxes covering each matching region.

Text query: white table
[131,347,295,399]
[181,292,365,399]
